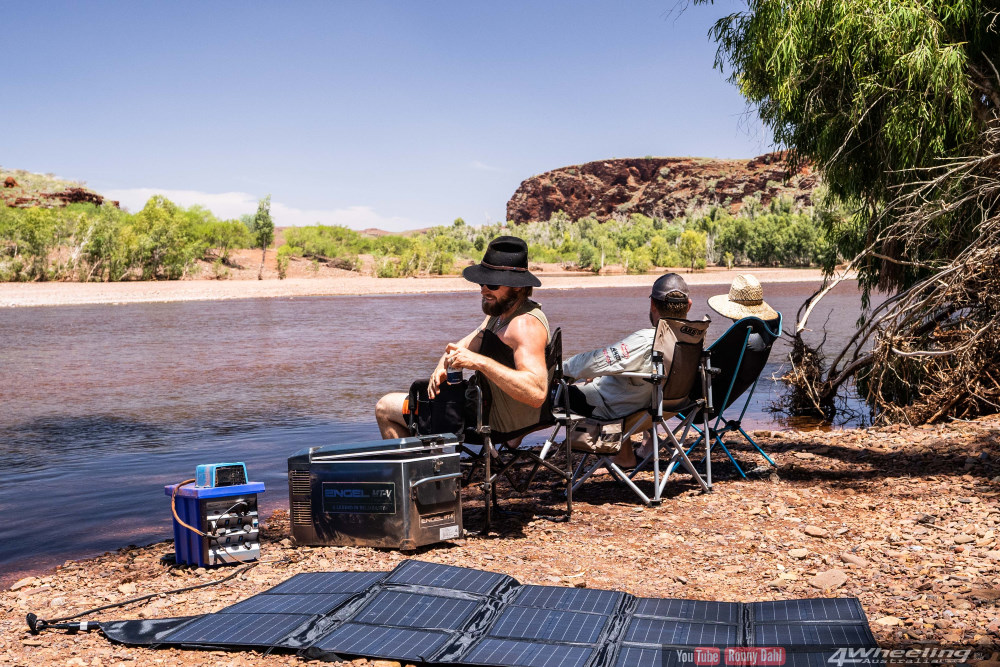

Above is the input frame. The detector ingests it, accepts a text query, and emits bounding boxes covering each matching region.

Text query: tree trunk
[258,245,266,280]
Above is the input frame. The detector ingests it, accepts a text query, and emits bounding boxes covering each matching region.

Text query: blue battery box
[165,481,265,567]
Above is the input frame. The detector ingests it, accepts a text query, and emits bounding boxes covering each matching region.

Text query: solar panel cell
[633,598,741,624]
[754,623,875,647]
[353,590,480,630]
[463,637,593,667]
[615,645,671,667]
[386,560,510,594]
[219,593,351,616]
[163,613,312,646]
[752,598,865,623]
[266,571,387,595]
[513,586,624,615]
[489,606,609,644]
[624,617,738,647]
[312,623,450,661]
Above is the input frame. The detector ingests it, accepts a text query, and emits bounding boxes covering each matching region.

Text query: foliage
[0,185,840,283]
[269,200,837,276]
[0,196,256,282]
[697,0,1000,294]
[699,0,1000,423]
[275,243,298,280]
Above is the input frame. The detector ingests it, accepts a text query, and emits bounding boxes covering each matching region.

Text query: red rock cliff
[506,152,815,223]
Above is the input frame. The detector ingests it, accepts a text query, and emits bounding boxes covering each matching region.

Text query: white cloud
[469,160,503,172]
[102,188,424,232]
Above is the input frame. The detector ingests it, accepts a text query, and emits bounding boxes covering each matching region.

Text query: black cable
[26,561,258,634]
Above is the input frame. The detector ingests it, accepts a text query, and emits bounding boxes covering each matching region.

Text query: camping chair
[565,316,714,505]
[461,327,573,532]
[686,314,782,478]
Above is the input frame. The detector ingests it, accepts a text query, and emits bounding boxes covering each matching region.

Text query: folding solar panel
[489,606,610,644]
[624,617,739,647]
[353,590,481,630]
[513,585,624,615]
[633,598,741,624]
[462,637,594,667]
[162,612,313,646]
[94,560,878,667]
[385,559,512,595]
[311,622,451,662]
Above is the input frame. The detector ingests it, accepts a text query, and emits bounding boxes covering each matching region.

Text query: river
[0,279,865,585]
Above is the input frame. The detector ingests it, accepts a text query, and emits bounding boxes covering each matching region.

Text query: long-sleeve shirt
[562,328,655,419]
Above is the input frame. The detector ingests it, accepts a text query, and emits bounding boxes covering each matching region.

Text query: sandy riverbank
[0,267,829,308]
[2,417,998,666]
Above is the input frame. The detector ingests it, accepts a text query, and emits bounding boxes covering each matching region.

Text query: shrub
[212,258,229,280]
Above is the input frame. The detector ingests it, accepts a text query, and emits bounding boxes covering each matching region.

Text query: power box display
[195,462,248,488]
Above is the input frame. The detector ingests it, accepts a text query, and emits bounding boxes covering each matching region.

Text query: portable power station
[166,463,264,567]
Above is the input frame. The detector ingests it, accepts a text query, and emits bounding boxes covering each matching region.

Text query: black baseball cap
[650,272,689,304]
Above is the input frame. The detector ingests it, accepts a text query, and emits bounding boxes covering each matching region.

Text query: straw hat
[708,274,778,321]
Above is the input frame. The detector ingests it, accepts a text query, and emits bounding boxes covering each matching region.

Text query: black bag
[407,378,480,437]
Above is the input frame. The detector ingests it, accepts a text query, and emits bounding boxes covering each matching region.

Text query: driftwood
[782,126,1000,424]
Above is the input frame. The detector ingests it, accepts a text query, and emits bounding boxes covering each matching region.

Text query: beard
[481,289,519,317]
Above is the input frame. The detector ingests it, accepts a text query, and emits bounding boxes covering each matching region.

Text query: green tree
[132,196,203,279]
[698,0,1000,423]
[248,195,274,280]
[698,0,998,293]
[678,229,706,272]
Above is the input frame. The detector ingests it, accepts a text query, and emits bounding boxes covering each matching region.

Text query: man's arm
[445,314,549,408]
[428,316,490,398]
[562,330,653,381]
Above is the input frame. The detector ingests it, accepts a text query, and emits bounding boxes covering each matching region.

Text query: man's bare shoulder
[504,312,548,349]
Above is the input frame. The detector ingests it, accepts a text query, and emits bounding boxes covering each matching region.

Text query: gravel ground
[2,417,998,666]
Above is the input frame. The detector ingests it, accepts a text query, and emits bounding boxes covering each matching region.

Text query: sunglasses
[482,284,502,291]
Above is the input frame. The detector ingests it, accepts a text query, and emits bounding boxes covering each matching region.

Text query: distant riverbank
[0,266,830,308]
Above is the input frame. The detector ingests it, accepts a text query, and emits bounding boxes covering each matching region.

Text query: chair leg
[605,461,654,506]
[564,428,573,520]
[656,422,711,497]
[712,434,748,478]
[650,420,662,504]
[740,426,776,466]
[481,436,493,534]
[570,454,605,492]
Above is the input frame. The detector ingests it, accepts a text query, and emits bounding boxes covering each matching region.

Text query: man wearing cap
[375,236,551,439]
[561,272,693,467]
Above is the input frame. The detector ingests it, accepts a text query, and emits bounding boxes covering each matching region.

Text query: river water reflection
[0,279,865,583]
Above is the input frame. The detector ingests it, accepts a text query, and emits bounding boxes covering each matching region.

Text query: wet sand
[0,267,828,308]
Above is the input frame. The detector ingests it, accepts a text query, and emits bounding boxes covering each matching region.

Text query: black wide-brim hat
[462,235,541,288]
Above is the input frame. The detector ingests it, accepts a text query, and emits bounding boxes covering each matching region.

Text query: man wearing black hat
[375,236,551,439]
[561,272,692,467]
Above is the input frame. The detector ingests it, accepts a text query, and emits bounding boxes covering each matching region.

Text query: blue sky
[4,1,766,231]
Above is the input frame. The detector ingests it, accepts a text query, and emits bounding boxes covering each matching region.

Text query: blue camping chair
[686,314,782,477]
